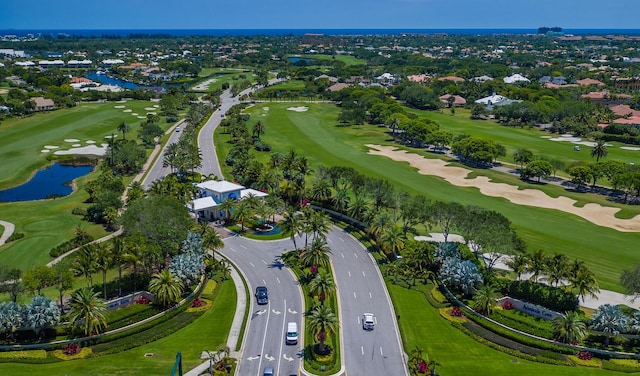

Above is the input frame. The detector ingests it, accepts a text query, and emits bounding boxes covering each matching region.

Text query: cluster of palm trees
[506,250,600,303]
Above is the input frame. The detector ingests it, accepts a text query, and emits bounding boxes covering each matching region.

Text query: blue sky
[2,0,638,30]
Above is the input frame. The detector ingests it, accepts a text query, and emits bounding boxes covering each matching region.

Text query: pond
[86,71,142,89]
[0,162,95,202]
[288,57,315,64]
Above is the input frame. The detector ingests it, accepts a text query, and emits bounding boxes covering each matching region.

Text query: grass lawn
[389,283,632,375]
[417,108,640,170]
[191,69,255,92]
[0,100,160,189]
[216,102,640,292]
[262,80,306,91]
[0,278,236,375]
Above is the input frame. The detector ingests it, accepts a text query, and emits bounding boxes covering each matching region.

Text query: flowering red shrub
[502,300,514,310]
[191,297,205,308]
[417,360,429,374]
[450,306,463,317]
[135,295,150,305]
[309,265,318,275]
[63,343,79,355]
[577,351,593,360]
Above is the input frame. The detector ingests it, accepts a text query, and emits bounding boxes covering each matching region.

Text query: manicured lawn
[263,80,306,91]
[0,278,236,375]
[216,103,640,292]
[0,100,158,189]
[389,283,629,375]
[416,108,640,170]
[192,69,255,92]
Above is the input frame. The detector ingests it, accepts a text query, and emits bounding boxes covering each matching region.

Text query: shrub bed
[489,309,554,339]
[0,350,47,360]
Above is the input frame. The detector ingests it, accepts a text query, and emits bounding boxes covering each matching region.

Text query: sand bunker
[86,140,96,144]
[104,135,117,139]
[153,104,159,108]
[72,144,81,147]
[64,138,80,142]
[621,147,640,151]
[366,144,640,232]
[287,106,308,112]
[40,149,50,153]
[144,107,155,111]
[44,145,59,149]
[137,116,146,119]
[123,109,132,113]
[550,136,581,142]
[192,78,218,91]
[263,107,269,111]
[54,144,107,156]
[114,105,125,108]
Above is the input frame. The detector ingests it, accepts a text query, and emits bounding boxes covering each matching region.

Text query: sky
[2,0,639,30]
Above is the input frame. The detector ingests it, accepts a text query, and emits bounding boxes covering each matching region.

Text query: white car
[362,313,375,331]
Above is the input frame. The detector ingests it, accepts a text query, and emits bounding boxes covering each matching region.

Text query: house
[407,74,430,84]
[67,59,92,68]
[188,180,268,221]
[475,94,507,106]
[327,83,350,92]
[438,75,465,83]
[32,97,55,111]
[577,78,605,87]
[439,94,467,107]
[375,73,397,86]
[101,59,125,67]
[471,75,493,83]
[503,74,530,84]
[614,77,640,91]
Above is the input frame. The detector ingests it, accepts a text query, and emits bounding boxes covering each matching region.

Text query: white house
[188,180,268,221]
[503,74,530,84]
[475,94,507,106]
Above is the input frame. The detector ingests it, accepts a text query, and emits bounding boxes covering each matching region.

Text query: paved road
[326,228,408,376]
[219,236,303,376]
[141,121,184,189]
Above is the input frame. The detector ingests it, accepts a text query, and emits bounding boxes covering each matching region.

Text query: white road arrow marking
[288,308,298,314]
[354,252,358,258]
[264,354,275,361]
[362,271,366,277]
[272,309,281,315]
[256,309,267,315]
[283,354,294,362]
[240,244,247,249]
[247,355,260,361]
[249,262,255,267]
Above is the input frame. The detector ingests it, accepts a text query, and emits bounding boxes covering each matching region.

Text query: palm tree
[126,181,145,204]
[117,122,130,140]
[332,189,350,213]
[198,223,223,255]
[149,269,185,307]
[568,262,600,303]
[591,139,608,162]
[309,210,330,242]
[370,211,393,240]
[553,311,587,344]
[308,305,338,354]
[163,143,180,174]
[124,235,145,290]
[379,226,405,257]
[526,249,547,283]
[52,260,74,313]
[252,121,265,139]
[543,253,569,288]
[385,262,402,284]
[110,236,127,297]
[72,245,98,287]
[280,207,303,251]
[232,201,253,232]
[68,287,108,336]
[94,242,113,300]
[309,273,335,306]
[347,196,369,222]
[218,198,236,224]
[472,284,499,315]
[309,178,332,203]
[301,237,332,270]
[506,254,528,281]
[590,304,629,346]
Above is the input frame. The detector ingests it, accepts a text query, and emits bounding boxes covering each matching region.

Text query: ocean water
[2,28,640,37]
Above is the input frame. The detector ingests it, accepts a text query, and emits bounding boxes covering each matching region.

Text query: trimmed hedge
[494,279,579,312]
[0,350,47,360]
[489,309,554,339]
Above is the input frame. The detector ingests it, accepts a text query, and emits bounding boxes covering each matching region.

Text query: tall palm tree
[197,222,223,255]
[117,122,130,140]
[526,249,547,283]
[347,196,369,222]
[232,201,253,232]
[309,210,330,242]
[218,198,236,223]
[543,253,569,287]
[163,143,180,174]
[370,211,393,240]
[110,236,127,297]
[68,287,108,336]
[309,178,332,203]
[94,242,113,300]
[568,263,600,303]
[280,207,303,251]
[126,181,145,204]
[506,254,528,281]
[252,121,265,139]
[308,305,338,354]
[309,273,335,306]
[124,235,145,290]
[332,189,350,213]
[472,284,499,315]
[149,269,185,307]
[552,311,587,344]
[301,237,332,270]
[591,139,608,162]
[72,245,98,287]
[379,226,405,257]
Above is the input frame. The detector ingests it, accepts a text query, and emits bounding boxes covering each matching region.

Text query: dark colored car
[263,365,274,376]
[255,286,268,305]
